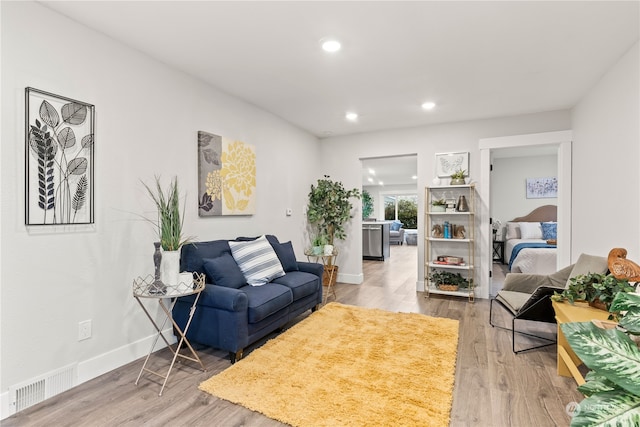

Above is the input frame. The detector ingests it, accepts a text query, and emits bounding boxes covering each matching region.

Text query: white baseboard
[336,272,363,285]
[1,328,175,420]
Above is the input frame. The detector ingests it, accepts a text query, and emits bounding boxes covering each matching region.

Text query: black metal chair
[490,254,609,354]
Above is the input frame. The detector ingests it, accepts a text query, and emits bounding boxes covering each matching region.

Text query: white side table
[132,273,206,396]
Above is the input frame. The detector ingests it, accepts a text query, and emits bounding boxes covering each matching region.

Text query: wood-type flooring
[4,244,582,426]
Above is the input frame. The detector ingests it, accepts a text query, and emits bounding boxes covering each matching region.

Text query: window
[384,194,417,229]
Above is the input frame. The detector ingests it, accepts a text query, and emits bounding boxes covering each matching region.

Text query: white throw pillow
[505,222,521,240]
[519,222,543,239]
[229,235,285,286]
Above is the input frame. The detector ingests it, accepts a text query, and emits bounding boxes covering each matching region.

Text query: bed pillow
[541,222,557,240]
[390,220,403,231]
[229,235,285,286]
[519,222,543,239]
[505,222,521,240]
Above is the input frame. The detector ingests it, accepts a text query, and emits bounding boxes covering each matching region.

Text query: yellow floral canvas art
[198,131,256,216]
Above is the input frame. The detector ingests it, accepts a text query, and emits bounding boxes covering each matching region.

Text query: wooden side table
[552,300,611,385]
[304,250,337,304]
[132,273,207,395]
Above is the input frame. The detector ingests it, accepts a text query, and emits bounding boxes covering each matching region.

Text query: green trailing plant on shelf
[561,291,640,426]
[361,190,374,219]
[307,175,361,246]
[431,198,446,206]
[428,270,471,289]
[141,176,192,251]
[551,273,635,314]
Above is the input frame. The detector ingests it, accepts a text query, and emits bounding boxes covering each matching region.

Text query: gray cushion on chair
[565,253,609,287]
[495,290,531,314]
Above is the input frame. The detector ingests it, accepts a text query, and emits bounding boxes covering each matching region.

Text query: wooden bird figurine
[608,248,640,282]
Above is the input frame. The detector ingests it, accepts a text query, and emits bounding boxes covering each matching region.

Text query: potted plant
[561,291,640,425]
[307,175,361,285]
[307,175,361,247]
[551,272,635,313]
[450,169,466,185]
[431,198,446,212]
[362,190,374,220]
[142,176,192,287]
[428,270,470,292]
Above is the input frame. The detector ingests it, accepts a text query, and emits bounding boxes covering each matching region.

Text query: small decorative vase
[161,249,181,288]
[450,178,465,185]
[312,246,323,256]
[324,244,334,256]
[456,195,469,212]
[431,205,446,212]
[151,242,166,295]
[432,177,441,185]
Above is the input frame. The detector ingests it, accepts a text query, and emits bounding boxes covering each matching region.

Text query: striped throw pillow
[229,235,285,286]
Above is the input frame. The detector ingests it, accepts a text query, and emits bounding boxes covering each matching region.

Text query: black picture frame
[25,87,95,225]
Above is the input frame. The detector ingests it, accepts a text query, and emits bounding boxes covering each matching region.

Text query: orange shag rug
[199,302,459,427]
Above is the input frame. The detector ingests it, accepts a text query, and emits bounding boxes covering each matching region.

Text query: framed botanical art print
[25,87,95,225]
[435,152,469,178]
[197,131,256,216]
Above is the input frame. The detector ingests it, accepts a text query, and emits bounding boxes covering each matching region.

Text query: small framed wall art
[526,177,558,199]
[435,152,469,178]
[25,87,95,225]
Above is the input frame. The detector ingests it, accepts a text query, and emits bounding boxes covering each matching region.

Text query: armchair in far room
[389,220,405,245]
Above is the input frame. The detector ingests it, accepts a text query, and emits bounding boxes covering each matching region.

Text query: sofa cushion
[272,241,299,272]
[390,220,403,231]
[229,235,285,286]
[202,254,246,289]
[272,271,319,301]
[241,283,293,323]
[180,240,231,275]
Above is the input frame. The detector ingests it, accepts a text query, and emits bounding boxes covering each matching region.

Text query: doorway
[360,154,418,279]
[479,131,572,300]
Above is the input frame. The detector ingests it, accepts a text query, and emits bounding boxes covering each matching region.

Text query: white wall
[491,155,557,232]
[0,1,319,413]
[571,41,640,261]
[319,111,571,291]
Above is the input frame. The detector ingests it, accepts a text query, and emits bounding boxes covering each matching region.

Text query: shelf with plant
[428,269,473,292]
[551,272,635,315]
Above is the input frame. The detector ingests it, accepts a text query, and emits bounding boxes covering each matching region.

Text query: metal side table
[304,249,337,304]
[132,273,206,396]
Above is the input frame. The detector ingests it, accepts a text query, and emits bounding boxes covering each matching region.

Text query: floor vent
[9,364,77,413]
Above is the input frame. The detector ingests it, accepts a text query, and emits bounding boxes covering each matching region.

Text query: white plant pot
[324,244,334,256]
[161,249,181,288]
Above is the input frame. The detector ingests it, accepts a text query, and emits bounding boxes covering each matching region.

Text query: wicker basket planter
[323,265,338,287]
[436,284,459,292]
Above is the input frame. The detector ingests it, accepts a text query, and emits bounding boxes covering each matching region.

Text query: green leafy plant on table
[551,273,635,315]
[431,198,446,206]
[561,291,640,426]
[142,176,191,251]
[307,175,361,248]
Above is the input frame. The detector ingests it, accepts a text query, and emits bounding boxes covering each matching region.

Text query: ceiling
[41,1,639,140]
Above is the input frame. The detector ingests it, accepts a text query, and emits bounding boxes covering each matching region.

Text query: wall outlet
[78,320,92,341]
[286,208,292,216]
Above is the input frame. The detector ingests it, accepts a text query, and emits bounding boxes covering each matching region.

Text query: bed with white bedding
[502,205,557,275]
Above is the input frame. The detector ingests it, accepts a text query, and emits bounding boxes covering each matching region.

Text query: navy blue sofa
[172,235,323,363]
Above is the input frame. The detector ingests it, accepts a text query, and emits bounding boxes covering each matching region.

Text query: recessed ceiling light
[421,101,436,110]
[346,112,358,121]
[368,168,375,175]
[367,177,374,183]
[378,181,384,186]
[412,175,417,180]
[321,38,341,52]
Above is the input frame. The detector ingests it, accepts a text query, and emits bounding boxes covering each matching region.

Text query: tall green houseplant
[362,190,374,220]
[307,175,361,246]
[142,176,190,251]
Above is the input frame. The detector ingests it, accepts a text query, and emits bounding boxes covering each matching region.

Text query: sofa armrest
[179,284,248,312]
[297,261,324,280]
